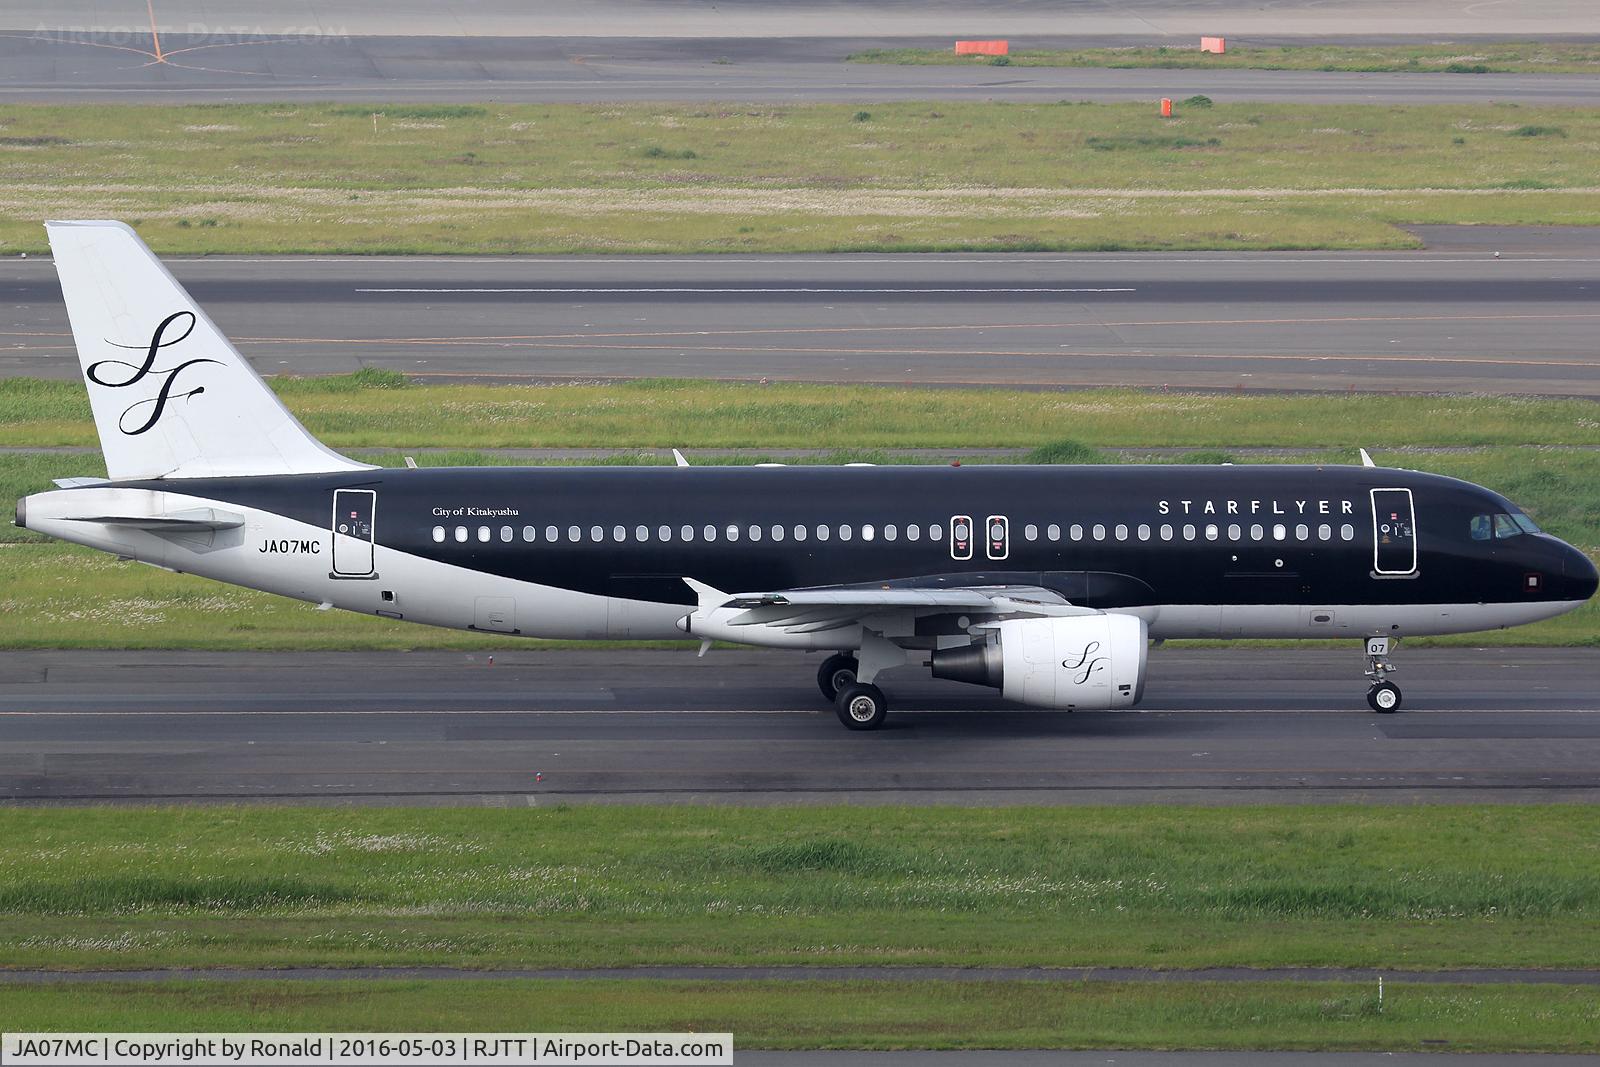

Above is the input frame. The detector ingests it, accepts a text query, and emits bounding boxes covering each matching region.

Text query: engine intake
[931,613,1148,710]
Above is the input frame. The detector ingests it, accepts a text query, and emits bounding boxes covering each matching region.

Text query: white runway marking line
[354,287,1138,295]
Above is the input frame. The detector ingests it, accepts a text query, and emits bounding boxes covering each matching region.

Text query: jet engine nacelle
[931,613,1148,710]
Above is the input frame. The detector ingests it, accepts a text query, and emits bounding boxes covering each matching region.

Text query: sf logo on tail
[87,311,221,436]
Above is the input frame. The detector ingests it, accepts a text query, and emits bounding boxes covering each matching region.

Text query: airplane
[15,221,1598,729]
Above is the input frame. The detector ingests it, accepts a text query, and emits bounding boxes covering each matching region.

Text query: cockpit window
[1472,511,1541,541]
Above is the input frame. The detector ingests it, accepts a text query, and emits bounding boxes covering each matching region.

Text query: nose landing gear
[1363,636,1402,713]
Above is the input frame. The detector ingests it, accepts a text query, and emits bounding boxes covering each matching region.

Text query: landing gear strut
[1363,636,1402,713]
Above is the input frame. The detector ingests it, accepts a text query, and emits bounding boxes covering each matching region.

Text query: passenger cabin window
[523,525,536,542]
[477,526,491,543]
[904,524,917,541]
[1092,524,1106,541]
[1048,524,1061,541]
[590,525,603,542]
[1070,524,1084,541]
[794,524,807,541]
[432,526,445,543]
[1024,524,1038,542]
[500,525,513,542]
[455,526,468,543]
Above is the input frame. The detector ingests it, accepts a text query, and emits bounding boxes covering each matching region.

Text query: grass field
[2,805,1598,978]
[3,377,1597,648]
[850,42,1600,74]
[1,102,1597,254]
[8,374,1600,451]
[2,979,1596,1051]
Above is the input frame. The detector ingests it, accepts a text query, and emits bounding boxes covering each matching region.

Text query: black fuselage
[117,463,1597,614]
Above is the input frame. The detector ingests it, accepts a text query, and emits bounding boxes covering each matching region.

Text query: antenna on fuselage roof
[1359,448,1376,468]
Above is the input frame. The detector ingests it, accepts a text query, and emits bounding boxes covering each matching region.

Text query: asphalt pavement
[3,647,1598,805]
[6,242,1597,394]
[5,31,1600,105]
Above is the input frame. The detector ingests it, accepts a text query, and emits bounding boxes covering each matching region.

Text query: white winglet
[1359,448,1376,468]
[682,576,729,611]
[46,221,372,481]
[672,448,691,467]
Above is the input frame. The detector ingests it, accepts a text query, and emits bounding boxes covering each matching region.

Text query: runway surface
[6,240,1599,394]
[18,1,1600,38]
[6,31,1600,105]
[3,647,1598,806]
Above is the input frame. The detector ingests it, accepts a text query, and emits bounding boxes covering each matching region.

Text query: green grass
[1,979,1597,1050]
[850,42,1600,74]
[3,378,1597,648]
[8,376,1600,450]
[1,102,1598,254]
[2,806,1599,978]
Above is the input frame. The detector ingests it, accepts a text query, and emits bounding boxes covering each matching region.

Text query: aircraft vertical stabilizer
[45,220,372,480]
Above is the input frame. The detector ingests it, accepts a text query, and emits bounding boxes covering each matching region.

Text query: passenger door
[1370,488,1417,576]
[331,488,377,578]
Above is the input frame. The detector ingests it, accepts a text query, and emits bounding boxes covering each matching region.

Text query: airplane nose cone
[1566,543,1599,602]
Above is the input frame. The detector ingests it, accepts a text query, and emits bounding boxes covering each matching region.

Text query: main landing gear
[820,653,889,730]
[818,636,908,730]
[817,653,859,702]
[1363,636,1402,713]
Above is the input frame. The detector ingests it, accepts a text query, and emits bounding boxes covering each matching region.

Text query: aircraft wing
[686,578,1097,635]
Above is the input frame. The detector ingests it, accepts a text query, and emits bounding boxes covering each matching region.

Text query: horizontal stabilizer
[66,507,244,531]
